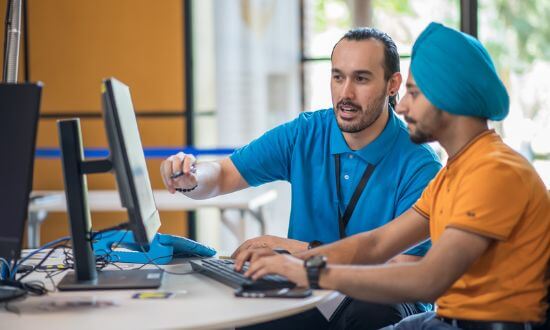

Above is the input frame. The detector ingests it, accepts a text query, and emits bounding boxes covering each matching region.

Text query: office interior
[1,0,549,290]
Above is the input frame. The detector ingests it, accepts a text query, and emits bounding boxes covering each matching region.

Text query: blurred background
[1,0,548,252]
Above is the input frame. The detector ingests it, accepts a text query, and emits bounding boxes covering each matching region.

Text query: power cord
[135,240,198,276]
[91,222,130,240]
[11,236,71,278]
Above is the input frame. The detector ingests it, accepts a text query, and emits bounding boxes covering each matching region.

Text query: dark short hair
[332,27,400,107]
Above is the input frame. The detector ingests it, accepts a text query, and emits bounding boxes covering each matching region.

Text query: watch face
[306,255,327,268]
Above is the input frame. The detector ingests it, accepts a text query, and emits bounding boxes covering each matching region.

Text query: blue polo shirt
[230,108,441,256]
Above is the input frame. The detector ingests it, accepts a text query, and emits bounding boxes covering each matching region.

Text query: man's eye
[408,91,419,98]
[332,75,343,81]
[356,76,368,82]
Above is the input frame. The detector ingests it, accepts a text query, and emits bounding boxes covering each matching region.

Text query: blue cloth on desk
[230,108,441,257]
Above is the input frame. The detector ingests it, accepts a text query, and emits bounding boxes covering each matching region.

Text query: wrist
[304,255,327,289]
[290,241,309,254]
[176,183,198,193]
[318,266,332,290]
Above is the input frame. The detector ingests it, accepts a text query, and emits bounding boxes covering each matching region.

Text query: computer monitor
[101,78,161,244]
[0,83,41,299]
[56,78,162,290]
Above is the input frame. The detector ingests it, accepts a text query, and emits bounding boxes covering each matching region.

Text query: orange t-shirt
[414,130,550,322]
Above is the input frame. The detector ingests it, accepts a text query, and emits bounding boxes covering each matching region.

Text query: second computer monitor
[101,78,161,245]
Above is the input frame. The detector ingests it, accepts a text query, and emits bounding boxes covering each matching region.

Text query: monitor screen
[101,78,160,245]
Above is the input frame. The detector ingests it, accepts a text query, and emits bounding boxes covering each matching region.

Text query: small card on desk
[132,292,174,300]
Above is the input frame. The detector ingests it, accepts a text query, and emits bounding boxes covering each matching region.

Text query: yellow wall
[1,0,189,244]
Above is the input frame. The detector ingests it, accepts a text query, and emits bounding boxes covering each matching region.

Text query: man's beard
[404,115,435,144]
[335,92,386,133]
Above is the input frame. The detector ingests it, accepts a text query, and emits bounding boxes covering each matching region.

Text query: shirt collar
[446,129,497,169]
[330,107,401,165]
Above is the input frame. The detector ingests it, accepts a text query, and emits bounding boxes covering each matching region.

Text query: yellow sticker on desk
[132,292,174,299]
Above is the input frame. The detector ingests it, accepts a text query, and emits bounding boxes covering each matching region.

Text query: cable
[91,222,129,240]
[0,257,11,280]
[133,252,200,274]
[0,279,47,303]
[91,227,197,275]
[11,236,70,278]
[136,243,198,276]
[93,229,130,266]
[16,244,71,281]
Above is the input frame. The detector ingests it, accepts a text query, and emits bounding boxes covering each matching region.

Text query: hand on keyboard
[233,247,276,272]
[189,258,296,291]
[243,253,309,288]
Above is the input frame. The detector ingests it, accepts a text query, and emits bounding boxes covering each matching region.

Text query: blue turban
[411,22,509,121]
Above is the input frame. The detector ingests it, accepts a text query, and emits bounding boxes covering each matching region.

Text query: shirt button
[348,154,354,159]
[344,174,350,180]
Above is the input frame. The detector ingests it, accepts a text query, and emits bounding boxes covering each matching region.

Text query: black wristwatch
[307,240,323,250]
[304,255,327,289]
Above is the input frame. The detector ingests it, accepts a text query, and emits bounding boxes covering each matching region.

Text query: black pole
[299,0,305,111]
[183,0,197,240]
[2,0,11,81]
[460,0,478,37]
[22,0,29,82]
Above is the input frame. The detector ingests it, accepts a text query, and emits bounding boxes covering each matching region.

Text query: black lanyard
[335,154,375,239]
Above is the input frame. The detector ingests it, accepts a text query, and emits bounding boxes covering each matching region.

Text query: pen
[170,165,197,179]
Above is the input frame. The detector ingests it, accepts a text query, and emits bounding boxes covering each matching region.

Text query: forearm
[296,211,430,265]
[317,228,491,304]
[320,262,437,303]
[295,231,392,265]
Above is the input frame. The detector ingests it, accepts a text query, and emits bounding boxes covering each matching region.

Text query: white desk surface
[29,187,278,212]
[1,256,335,330]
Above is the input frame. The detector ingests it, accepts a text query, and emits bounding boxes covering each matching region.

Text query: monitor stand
[56,119,162,291]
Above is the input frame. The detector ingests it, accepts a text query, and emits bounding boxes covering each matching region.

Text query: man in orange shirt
[235,22,549,329]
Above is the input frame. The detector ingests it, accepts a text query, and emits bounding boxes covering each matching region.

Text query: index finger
[231,241,251,259]
[161,158,176,193]
[234,249,253,272]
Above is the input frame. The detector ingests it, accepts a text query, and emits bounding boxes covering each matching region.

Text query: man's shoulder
[286,108,335,134]
[461,146,535,185]
[296,108,334,123]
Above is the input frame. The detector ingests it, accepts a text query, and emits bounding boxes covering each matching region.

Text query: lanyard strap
[335,154,375,239]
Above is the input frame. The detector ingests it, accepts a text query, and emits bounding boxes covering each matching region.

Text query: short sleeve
[447,162,528,240]
[413,175,437,220]
[396,161,441,217]
[230,117,300,186]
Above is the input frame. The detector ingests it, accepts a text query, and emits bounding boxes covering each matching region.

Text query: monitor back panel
[0,84,42,261]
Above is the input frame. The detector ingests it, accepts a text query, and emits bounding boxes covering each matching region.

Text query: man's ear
[388,72,402,96]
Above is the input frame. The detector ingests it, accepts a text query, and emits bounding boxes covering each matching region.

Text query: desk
[0,253,335,330]
[28,188,278,248]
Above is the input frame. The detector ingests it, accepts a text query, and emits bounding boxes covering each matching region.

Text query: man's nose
[395,96,407,115]
[341,79,355,99]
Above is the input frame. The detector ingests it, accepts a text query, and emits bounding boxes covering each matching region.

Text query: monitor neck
[57,119,113,282]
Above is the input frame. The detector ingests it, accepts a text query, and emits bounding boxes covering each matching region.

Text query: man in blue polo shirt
[161,28,441,329]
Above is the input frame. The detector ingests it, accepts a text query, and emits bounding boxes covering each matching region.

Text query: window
[479,0,550,186]
[301,0,459,112]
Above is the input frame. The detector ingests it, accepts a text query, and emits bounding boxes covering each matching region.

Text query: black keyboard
[189,258,296,291]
